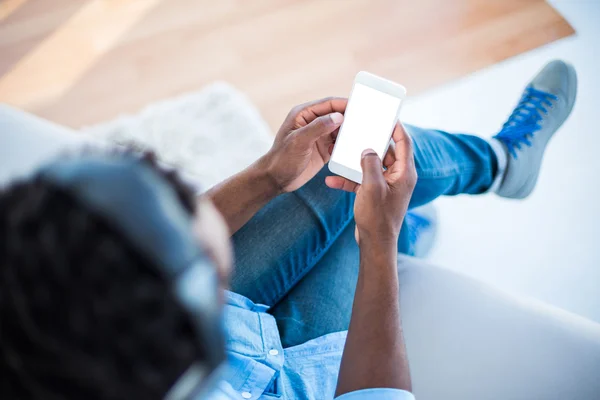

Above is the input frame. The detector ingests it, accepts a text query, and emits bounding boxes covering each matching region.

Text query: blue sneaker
[491,60,577,199]
[405,204,438,258]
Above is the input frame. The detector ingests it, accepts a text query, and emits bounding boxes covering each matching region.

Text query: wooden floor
[0,0,574,131]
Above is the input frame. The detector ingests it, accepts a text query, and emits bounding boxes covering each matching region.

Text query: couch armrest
[0,104,101,186]
[398,255,600,399]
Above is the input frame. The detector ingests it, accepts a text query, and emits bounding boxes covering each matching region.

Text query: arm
[328,123,417,396]
[207,98,347,235]
[335,240,411,395]
[206,158,280,234]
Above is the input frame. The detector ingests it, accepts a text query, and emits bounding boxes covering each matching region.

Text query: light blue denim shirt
[206,291,415,400]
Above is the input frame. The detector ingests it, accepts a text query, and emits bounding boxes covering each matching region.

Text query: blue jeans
[230,125,497,347]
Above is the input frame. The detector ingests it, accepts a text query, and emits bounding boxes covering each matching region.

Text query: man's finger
[360,149,385,186]
[331,128,340,141]
[293,97,348,127]
[325,176,359,193]
[326,129,341,156]
[392,122,415,168]
[293,112,343,144]
[383,140,396,168]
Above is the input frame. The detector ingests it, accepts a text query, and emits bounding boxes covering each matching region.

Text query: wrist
[250,156,283,198]
[359,236,398,271]
[358,228,399,251]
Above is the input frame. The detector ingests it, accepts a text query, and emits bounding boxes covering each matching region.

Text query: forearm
[335,240,411,396]
[206,157,280,234]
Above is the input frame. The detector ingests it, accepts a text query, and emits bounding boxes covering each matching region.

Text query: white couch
[1,104,599,400]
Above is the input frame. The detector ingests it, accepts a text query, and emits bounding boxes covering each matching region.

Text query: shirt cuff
[335,388,415,400]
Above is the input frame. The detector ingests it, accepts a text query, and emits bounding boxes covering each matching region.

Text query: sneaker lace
[494,86,558,158]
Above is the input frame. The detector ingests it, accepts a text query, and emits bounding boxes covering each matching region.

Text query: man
[0,60,578,399]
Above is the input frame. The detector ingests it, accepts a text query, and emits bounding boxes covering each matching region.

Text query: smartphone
[329,71,406,183]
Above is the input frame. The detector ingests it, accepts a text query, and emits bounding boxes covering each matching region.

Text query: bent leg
[230,167,354,306]
[406,124,498,208]
[268,222,358,347]
[231,126,498,303]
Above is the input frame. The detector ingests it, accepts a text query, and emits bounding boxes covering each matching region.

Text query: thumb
[293,112,343,144]
[360,149,385,185]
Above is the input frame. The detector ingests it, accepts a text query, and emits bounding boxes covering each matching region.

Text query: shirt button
[268,349,279,356]
[241,392,252,399]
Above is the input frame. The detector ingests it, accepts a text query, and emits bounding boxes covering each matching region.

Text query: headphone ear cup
[172,261,227,391]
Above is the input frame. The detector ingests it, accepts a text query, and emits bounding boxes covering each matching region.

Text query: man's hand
[207,97,346,235]
[332,122,416,397]
[326,122,417,245]
[261,98,347,193]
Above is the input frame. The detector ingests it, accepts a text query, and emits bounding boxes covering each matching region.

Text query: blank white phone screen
[333,83,402,173]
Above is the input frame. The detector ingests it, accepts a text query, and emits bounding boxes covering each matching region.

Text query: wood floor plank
[0,0,574,130]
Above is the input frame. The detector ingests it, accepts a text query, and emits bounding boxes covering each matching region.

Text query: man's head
[0,152,232,399]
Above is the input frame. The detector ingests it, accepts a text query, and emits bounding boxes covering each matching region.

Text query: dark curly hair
[0,152,206,399]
